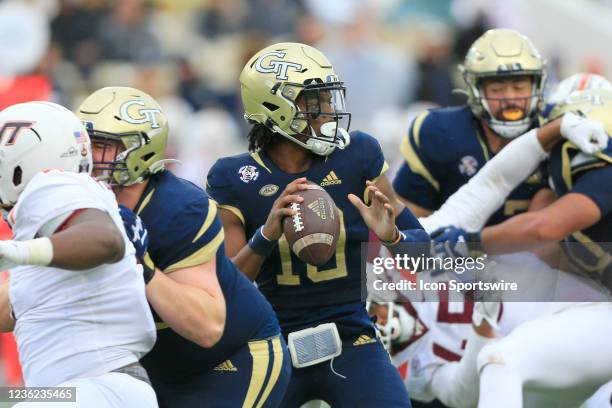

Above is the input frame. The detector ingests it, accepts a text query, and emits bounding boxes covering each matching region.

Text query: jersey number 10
[276,210,348,285]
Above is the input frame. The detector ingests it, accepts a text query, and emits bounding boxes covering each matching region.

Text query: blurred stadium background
[0,0,611,391]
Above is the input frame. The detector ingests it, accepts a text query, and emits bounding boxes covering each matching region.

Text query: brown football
[282,180,340,266]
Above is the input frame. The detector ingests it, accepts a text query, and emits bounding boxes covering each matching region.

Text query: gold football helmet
[460,28,546,139]
[78,87,170,186]
[240,42,351,156]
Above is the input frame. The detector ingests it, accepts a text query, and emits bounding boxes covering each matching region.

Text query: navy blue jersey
[393,106,548,225]
[549,140,612,284]
[136,171,279,383]
[207,131,388,337]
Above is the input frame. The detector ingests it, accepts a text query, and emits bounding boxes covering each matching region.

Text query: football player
[351,97,609,407]
[430,89,612,407]
[78,87,290,408]
[207,42,423,407]
[0,101,157,407]
[393,28,552,226]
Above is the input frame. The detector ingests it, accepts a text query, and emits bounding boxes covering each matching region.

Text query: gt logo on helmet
[119,100,162,129]
[254,51,303,80]
[0,121,34,146]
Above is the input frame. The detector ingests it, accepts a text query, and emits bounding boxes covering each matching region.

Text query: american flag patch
[73,130,88,143]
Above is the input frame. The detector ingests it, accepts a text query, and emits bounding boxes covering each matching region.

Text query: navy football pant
[152,335,291,408]
[280,340,411,407]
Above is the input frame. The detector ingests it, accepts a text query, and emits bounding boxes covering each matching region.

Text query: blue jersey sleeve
[154,196,225,273]
[392,111,442,210]
[571,165,612,218]
[358,131,389,182]
[206,159,245,225]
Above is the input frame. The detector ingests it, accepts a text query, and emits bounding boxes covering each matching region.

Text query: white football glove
[0,238,53,270]
[560,112,609,155]
[472,301,501,329]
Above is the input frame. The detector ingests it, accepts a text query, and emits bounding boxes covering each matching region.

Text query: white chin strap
[272,121,351,156]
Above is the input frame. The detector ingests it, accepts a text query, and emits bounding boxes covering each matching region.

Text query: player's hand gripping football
[348,181,397,243]
[118,205,155,284]
[262,177,309,241]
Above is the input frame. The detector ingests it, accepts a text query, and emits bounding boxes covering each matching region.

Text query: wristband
[12,238,54,266]
[382,226,404,247]
[248,226,277,257]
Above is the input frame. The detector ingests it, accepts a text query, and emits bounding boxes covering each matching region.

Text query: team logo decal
[254,51,303,80]
[259,184,279,196]
[458,155,479,177]
[119,100,162,129]
[238,165,259,183]
[0,121,35,145]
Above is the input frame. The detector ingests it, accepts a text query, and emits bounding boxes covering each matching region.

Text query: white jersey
[9,171,156,386]
[392,297,558,403]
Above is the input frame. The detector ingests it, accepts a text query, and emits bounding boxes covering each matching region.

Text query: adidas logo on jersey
[214,360,237,372]
[307,198,327,220]
[353,334,376,346]
[320,171,342,186]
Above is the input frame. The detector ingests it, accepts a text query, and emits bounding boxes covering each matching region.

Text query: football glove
[118,205,155,284]
[561,111,609,155]
[431,226,482,259]
[118,205,148,259]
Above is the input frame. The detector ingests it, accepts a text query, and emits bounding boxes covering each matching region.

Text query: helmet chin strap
[272,121,351,156]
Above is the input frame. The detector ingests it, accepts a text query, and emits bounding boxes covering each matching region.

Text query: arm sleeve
[206,160,245,225]
[392,112,441,210]
[154,197,224,273]
[419,129,548,233]
[428,331,495,408]
[570,164,612,217]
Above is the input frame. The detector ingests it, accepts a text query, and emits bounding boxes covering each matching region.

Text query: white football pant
[13,372,157,408]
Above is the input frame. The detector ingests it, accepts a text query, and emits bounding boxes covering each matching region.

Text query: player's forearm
[536,118,562,152]
[50,222,124,270]
[231,246,266,281]
[146,271,226,348]
[0,282,14,332]
[481,211,557,253]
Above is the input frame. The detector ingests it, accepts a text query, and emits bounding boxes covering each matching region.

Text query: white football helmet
[548,73,612,105]
[0,101,92,207]
[367,301,416,351]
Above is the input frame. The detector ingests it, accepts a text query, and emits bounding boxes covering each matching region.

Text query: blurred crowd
[0,0,611,387]
[0,0,608,185]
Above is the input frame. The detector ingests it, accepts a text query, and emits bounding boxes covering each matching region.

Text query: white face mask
[273,121,351,156]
